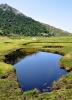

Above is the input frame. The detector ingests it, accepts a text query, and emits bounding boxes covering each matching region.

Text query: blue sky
[0,0,72,32]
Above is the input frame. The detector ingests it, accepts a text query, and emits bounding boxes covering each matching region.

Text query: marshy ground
[0,36,72,100]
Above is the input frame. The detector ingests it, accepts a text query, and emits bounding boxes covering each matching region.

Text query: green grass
[0,62,14,78]
[0,79,24,100]
[60,53,72,71]
[0,36,72,99]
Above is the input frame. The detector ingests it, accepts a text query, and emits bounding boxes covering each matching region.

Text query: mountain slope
[0,4,70,36]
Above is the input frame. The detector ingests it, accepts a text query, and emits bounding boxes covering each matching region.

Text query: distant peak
[0,3,23,15]
[0,3,10,8]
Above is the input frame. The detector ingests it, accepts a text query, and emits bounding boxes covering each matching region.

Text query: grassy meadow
[0,36,72,100]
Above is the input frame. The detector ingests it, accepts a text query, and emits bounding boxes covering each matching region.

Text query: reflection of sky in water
[14,52,67,91]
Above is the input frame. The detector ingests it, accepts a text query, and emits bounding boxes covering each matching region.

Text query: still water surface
[14,52,67,91]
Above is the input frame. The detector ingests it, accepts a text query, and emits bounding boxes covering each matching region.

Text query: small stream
[14,51,67,91]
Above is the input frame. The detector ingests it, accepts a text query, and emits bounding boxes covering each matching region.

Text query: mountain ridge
[0,4,71,36]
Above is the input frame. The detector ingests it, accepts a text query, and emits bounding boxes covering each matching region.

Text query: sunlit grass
[0,36,72,99]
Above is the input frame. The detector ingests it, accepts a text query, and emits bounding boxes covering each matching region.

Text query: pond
[14,51,67,91]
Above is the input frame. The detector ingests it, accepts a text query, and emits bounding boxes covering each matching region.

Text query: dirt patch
[6,72,17,81]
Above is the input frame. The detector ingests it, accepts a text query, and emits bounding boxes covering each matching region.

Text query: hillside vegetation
[0,4,70,36]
